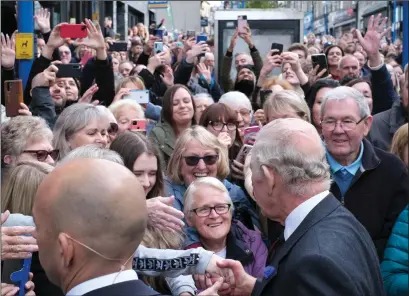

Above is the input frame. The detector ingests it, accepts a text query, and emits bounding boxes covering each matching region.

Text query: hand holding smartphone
[243,126,260,145]
[4,80,24,117]
[236,144,253,164]
[311,54,329,77]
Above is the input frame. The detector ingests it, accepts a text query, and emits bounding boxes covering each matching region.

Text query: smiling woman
[183,177,267,278]
[52,103,110,161]
[149,85,196,166]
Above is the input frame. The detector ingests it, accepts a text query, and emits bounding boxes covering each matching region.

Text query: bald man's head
[33,159,147,288]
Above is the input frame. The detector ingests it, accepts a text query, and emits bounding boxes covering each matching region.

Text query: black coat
[252,194,385,296]
[368,99,407,151]
[329,138,409,260]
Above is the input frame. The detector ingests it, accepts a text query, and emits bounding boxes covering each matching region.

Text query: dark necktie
[267,232,285,264]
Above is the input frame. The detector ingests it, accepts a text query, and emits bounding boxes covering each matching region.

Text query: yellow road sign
[16,33,33,60]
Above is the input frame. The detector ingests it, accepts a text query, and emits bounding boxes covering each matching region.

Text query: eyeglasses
[209,121,237,131]
[191,203,231,217]
[22,149,59,161]
[183,154,219,166]
[321,117,367,132]
[108,122,119,135]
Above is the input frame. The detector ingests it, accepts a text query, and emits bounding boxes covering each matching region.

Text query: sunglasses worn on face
[108,122,119,135]
[183,154,219,166]
[23,149,59,161]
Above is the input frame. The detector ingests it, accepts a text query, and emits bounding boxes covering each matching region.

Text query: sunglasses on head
[108,122,119,135]
[183,154,219,166]
[23,149,59,162]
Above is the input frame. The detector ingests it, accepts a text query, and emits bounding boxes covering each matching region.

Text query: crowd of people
[1,6,408,296]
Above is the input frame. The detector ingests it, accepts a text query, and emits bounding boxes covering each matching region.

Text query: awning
[333,18,355,29]
[362,1,388,17]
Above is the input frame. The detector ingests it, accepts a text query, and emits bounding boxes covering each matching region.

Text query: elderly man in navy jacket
[320,85,408,260]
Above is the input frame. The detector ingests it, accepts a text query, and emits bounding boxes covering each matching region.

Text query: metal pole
[17,1,34,90]
[403,1,408,66]
[392,0,397,42]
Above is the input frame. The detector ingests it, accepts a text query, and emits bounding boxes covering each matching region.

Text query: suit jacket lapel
[271,194,341,268]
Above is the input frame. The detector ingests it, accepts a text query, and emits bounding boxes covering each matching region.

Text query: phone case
[108,42,128,52]
[238,16,247,33]
[271,43,284,55]
[311,54,329,77]
[130,119,147,131]
[56,64,82,78]
[4,80,23,117]
[60,24,88,39]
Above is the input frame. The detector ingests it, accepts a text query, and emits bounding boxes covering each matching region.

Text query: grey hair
[219,91,253,113]
[234,52,253,64]
[108,99,145,121]
[338,55,359,69]
[320,86,370,119]
[53,103,110,161]
[1,116,53,159]
[252,118,331,197]
[183,177,234,218]
[59,144,124,166]
[204,52,214,60]
[193,93,214,105]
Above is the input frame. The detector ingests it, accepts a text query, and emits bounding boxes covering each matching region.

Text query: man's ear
[261,165,275,195]
[3,155,14,165]
[59,233,75,269]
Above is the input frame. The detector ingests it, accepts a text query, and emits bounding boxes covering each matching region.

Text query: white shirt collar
[66,270,138,296]
[284,190,329,241]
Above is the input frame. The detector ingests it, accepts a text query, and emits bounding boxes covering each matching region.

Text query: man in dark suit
[32,158,163,296]
[216,118,385,295]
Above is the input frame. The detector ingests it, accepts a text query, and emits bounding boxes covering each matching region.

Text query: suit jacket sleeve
[277,254,361,295]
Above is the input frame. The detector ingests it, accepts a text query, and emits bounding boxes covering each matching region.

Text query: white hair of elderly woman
[183,177,234,217]
[219,91,253,113]
[320,86,370,119]
[59,144,124,166]
[193,93,214,105]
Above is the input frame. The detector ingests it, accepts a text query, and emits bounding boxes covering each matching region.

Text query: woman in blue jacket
[381,206,408,296]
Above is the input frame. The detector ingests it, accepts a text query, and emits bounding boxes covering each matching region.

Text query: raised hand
[281,51,301,72]
[197,63,212,84]
[34,7,51,34]
[112,87,131,103]
[147,52,167,74]
[31,64,58,88]
[353,14,391,66]
[239,24,253,47]
[79,84,99,105]
[228,29,239,52]
[146,196,185,232]
[77,19,105,50]
[217,132,232,148]
[18,103,32,117]
[1,33,16,70]
[308,64,331,86]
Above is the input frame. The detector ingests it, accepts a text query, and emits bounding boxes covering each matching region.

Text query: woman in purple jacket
[183,177,267,278]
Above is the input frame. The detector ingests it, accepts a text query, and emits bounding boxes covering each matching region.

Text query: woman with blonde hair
[165,125,260,239]
[390,123,408,167]
[1,161,53,215]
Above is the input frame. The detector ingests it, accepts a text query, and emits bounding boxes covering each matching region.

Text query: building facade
[35,1,155,41]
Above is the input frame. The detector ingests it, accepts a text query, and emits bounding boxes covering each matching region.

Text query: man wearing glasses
[320,86,408,260]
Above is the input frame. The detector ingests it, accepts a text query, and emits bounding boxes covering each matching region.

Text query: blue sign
[304,11,313,36]
[148,1,168,9]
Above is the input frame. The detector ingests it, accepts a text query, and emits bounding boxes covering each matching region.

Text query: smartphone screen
[154,42,163,54]
[124,90,150,104]
[238,15,247,34]
[196,35,208,43]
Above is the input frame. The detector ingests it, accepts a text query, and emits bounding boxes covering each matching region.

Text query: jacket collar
[226,221,254,266]
[359,138,381,171]
[388,100,407,135]
[271,194,340,269]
